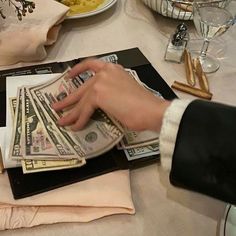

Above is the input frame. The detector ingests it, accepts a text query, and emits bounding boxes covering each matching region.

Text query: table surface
[1,0,236,235]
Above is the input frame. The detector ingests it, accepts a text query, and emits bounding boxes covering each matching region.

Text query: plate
[65,0,117,19]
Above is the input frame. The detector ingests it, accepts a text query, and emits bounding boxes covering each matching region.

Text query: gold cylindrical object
[184,49,195,87]
[193,57,209,92]
[171,80,212,100]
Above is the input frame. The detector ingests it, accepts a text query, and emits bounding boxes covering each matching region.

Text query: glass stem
[200,39,210,60]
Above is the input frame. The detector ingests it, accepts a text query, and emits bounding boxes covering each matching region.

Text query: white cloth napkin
[0,0,69,66]
[0,73,135,230]
[0,170,135,230]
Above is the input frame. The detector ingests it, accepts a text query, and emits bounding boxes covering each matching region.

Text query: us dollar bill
[2,126,21,170]
[100,54,118,63]
[21,158,86,174]
[9,92,85,172]
[124,143,160,161]
[5,100,24,168]
[27,70,124,159]
[9,88,23,159]
[21,87,59,159]
[126,69,163,97]
[119,130,159,149]
[78,54,118,82]
[26,90,79,160]
[9,97,17,121]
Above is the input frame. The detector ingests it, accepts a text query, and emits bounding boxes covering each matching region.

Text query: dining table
[0,0,236,235]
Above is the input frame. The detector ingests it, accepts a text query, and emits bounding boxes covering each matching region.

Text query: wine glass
[222,204,236,236]
[192,0,235,73]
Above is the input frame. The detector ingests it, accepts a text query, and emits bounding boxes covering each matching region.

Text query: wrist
[150,100,172,132]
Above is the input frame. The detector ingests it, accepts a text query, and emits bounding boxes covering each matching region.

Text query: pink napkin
[0,0,69,66]
[0,170,135,230]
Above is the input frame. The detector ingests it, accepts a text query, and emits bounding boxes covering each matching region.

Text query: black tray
[0,47,177,199]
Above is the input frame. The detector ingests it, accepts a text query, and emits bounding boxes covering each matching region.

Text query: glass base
[190,51,220,73]
[220,205,236,236]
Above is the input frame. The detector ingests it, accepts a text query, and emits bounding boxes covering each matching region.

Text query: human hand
[52,59,171,132]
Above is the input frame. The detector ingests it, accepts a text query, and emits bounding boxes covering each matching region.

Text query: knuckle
[92,82,102,99]
[104,62,119,70]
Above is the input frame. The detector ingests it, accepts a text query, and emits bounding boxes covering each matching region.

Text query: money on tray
[9,68,124,173]
[8,60,161,174]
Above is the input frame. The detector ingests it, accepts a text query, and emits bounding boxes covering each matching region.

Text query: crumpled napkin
[0,170,135,230]
[0,0,69,66]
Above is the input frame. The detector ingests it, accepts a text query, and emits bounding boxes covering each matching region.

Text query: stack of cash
[8,69,124,174]
[7,55,160,174]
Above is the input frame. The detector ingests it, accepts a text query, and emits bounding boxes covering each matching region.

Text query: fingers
[52,77,94,111]
[71,105,94,131]
[57,108,80,126]
[57,105,95,131]
[56,89,97,130]
[52,90,81,111]
[54,59,127,130]
[68,58,106,78]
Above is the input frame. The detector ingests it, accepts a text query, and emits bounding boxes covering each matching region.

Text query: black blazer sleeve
[170,99,236,204]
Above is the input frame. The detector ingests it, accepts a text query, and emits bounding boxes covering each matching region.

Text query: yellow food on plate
[59,0,105,15]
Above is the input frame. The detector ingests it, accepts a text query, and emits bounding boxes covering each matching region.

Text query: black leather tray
[0,48,177,199]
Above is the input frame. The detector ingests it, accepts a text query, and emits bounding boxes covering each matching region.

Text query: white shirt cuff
[159,99,193,171]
